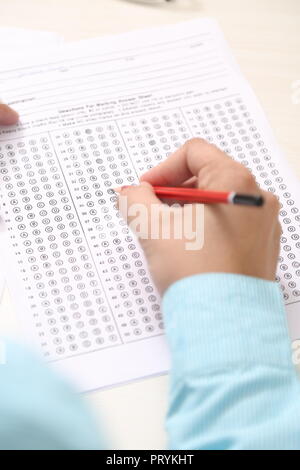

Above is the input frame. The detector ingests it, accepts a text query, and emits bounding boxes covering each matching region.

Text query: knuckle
[186,137,207,148]
[185,137,215,155]
[185,138,225,163]
[238,168,256,187]
[264,191,280,212]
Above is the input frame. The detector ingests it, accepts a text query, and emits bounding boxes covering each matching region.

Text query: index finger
[0,104,19,126]
[140,138,234,186]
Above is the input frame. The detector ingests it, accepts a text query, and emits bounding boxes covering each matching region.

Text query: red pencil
[116,186,264,207]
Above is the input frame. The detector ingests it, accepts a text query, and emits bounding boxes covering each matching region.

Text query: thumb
[0,104,19,126]
[117,182,162,239]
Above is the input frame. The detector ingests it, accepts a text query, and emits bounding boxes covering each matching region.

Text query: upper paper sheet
[0,27,64,299]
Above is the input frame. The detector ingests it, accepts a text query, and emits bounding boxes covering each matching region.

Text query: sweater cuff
[162,273,292,375]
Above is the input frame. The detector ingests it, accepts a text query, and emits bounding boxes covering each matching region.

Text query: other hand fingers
[0,104,19,126]
[140,138,257,192]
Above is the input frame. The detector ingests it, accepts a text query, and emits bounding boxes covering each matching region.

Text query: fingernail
[113,186,131,193]
[113,184,138,193]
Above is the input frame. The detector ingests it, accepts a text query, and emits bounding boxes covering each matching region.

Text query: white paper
[0,19,299,392]
[0,27,63,50]
[0,27,64,298]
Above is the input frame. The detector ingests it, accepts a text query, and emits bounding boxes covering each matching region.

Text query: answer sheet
[0,27,63,299]
[0,19,299,391]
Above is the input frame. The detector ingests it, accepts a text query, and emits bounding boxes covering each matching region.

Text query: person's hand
[0,103,19,126]
[118,138,281,294]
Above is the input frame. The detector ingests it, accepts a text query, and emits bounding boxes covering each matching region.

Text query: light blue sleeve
[163,273,300,450]
[0,340,102,450]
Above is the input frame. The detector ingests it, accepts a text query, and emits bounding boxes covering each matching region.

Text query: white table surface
[0,0,299,449]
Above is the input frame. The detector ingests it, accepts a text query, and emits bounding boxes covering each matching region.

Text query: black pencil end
[233,194,265,207]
